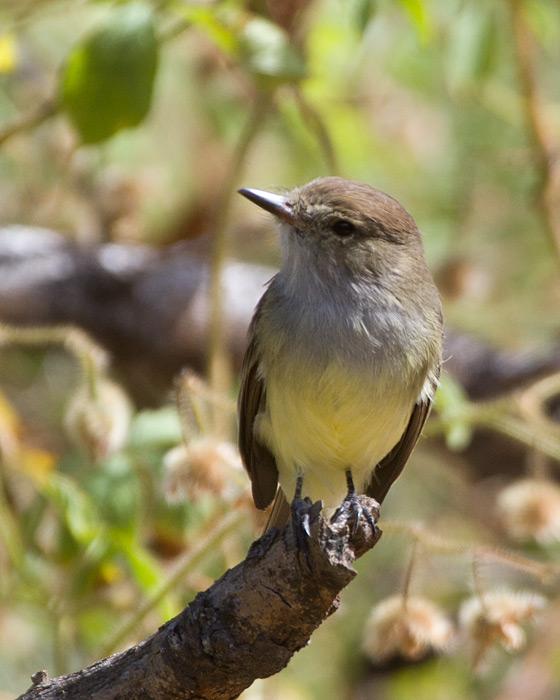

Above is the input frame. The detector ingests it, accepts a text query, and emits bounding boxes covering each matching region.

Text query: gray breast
[262,276,422,376]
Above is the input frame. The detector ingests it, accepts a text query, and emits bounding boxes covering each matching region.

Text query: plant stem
[401,537,419,611]
[425,395,560,463]
[0,324,108,399]
[0,469,25,571]
[292,87,339,174]
[510,0,560,264]
[207,91,272,435]
[382,521,558,583]
[471,554,488,612]
[0,98,59,148]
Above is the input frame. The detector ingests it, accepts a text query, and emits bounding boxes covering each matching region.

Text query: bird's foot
[332,492,376,536]
[331,469,377,536]
[290,495,322,569]
[290,476,322,569]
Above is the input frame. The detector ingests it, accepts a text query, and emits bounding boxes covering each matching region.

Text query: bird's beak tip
[238,187,296,224]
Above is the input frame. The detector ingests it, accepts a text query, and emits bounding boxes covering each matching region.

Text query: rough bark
[16,497,381,700]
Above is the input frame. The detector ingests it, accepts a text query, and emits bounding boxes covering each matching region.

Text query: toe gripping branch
[288,474,381,570]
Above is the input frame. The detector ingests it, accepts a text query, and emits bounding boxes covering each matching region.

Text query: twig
[207,91,272,433]
[471,554,488,613]
[292,87,340,174]
[175,370,237,441]
[401,537,419,611]
[0,98,59,148]
[510,0,560,263]
[0,323,109,403]
[0,465,25,571]
[383,521,558,583]
[425,393,560,463]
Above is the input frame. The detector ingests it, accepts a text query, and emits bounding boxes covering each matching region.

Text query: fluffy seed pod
[497,479,560,544]
[362,595,454,663]
[459,589,546,671]
[162,437,241,504]
[64,378,132,461]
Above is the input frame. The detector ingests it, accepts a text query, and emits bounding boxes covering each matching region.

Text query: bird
[237,176,443,534]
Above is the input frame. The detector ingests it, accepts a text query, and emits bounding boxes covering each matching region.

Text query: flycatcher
[237,177,443,532]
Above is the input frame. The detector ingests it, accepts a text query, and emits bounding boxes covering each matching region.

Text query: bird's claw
[290,496,322,569]
[332,492,376,536]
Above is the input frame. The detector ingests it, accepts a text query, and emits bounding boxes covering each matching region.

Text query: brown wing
[238,334,279,510]
[365,367,440,504]
[263,487,291,532]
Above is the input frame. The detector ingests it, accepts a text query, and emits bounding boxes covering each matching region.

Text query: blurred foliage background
[1,0,560,698]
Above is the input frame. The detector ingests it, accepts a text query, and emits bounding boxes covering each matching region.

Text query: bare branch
[15,498,381,700]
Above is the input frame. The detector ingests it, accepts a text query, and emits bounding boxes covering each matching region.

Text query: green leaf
[110,530,163,592]
[352,0,378,33]
[446,5,498,94]
[444,421,473,451]
[398,0,433,41]
[433,373,473,451]
[525,0,560,50]
[239,17,306,86]
[434,372,469,414]
[43,473,101,544]
[83,455,141,531]
[175,7,304,87]
[60,2,159,144]
[179,6,238,55]
[127,407,183,448]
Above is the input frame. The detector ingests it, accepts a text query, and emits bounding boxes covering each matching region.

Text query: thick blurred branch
[0,226,271,403]
[511,0,560,264]
[2,227,559,404]
[2,226,560,488]
[16,498,381,700]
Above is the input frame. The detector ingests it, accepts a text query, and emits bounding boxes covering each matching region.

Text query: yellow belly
[256,363,415,508]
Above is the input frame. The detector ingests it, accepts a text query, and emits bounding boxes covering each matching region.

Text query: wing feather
[365,365,441,504]
[263,488,291,532]
[238,333,279,510]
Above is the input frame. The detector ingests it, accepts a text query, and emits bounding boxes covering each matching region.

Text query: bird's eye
[331,219,356,237]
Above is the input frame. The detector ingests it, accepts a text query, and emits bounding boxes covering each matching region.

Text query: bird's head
[239,177,425,284]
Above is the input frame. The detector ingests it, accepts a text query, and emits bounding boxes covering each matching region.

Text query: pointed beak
[238,188,298,225]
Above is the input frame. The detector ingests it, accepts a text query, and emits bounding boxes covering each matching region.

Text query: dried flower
[459,590,546,670]
[64,378,132,461]
[497,479,560,544]
[362,595,454,662]
[163,437,241,504]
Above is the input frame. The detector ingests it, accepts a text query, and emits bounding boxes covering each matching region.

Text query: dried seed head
[459,589,546,671]
[362,595,454,663]
[497,479,560,544]
[163,437,241,504]
[64,378,132,461]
